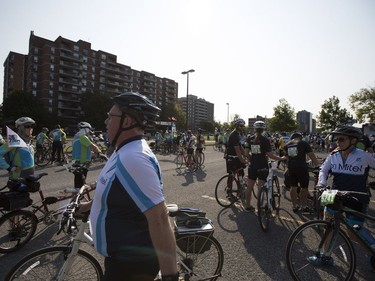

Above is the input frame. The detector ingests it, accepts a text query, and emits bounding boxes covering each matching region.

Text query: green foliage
[160,103,186,131]
[268,99,298,133]
[81,91,113,131]
[348,87,375,123]
[2,91,49,128]
[316,95,352,132]
[198,120,215,133]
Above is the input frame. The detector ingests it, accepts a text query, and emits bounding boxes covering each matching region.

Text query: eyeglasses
[24,125,34,129]
[336,137,348,142]
[107,112,123,118]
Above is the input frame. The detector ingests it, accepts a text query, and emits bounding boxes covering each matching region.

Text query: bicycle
[194,147,205,168]
[256,160,281,232]
[213,142,224,152]
[215,161,257,208]
[0,163,95,253]
[286,187,375,281]
[5,198,224,280]
[34,142,53,167]
[4,185,103,281]
[176,147,198,172]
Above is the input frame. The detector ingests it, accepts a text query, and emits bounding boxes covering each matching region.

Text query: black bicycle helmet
[111,92,160,128]
[291,132,303,140]
[331,126,362,139]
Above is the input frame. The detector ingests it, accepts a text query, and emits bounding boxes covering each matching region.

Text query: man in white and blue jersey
[79,92,178,281]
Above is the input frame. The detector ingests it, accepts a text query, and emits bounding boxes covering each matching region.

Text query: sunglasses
[24,125,34,129]
[336,137,348,142]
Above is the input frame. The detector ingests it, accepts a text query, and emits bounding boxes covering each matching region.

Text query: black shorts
[196,147,203,153]
[226,157,244,176]
[288,167,309,188]
[187,148,194,155]
[248,165,269,181]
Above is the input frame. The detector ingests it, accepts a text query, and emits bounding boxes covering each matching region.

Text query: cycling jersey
[318,147,375,203]
[49,128,66,142]
[90,136,164,260]
[285,140,312,170]
[72,133,93,163]
[226,130,241,157]
[196,133,205,149]
[0,142,34,179]
[36,132,49,145]
[245,134,271,168]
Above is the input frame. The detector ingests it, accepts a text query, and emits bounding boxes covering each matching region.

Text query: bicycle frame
[321,205,375,256]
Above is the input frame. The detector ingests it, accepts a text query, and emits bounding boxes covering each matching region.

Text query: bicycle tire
[0,210,38,253]
[176,154,184,169]
[5,246,103,281]
[272,176,281,210]
[257,186,271,232]
[286,220,356,281]
[34,149,51,167]
[215,174,239,207]
[252,184,258,200]
[176,234,223,281]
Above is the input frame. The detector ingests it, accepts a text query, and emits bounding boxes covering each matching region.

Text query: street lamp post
[181,69,195,130]
[226,103,229,123]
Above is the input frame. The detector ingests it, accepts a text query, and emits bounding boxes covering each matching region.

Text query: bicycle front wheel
[176,234,223,281]
[5,246,103,281]
[215,175,239,207]
[0,210,38,253]
[34,150,51,167]
[257,186,271,232]
[286,220,356,281]
[272,175,281,210]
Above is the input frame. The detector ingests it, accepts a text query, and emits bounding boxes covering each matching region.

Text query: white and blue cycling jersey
[318,147,375,204]
[90,136,164,261]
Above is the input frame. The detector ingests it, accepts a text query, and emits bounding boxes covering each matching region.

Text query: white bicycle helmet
[233,118,246,126]
[254,121,266,130]
[15,117,35,128]
[77,121,93,136]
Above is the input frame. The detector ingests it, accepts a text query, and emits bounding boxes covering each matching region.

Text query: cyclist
[78,92,178,281]
[284,132,319,213]
[226,118,247,198]
[71,121,102,189]
[244,121,286,212]
[313,126,375,265]
[277,132,287,168]
[36,127,52,152]
[49,124,66,164]
[195,128,205,164]
[0,117,36,179]
[185,129,196,169]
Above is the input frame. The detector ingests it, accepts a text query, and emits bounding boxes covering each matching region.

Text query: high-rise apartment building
[3,31,178,127]
[179,94,214,132]
[297,110,313,133]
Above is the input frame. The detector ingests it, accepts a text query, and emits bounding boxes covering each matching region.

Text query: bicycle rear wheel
[176,153,184,169]
[257,186,272,232]
[34,149,51,167]
[0,210,38,253]
[215,175,239,207]
[286,220,355,281]
[5,246,103,281]
[176,234,223,281]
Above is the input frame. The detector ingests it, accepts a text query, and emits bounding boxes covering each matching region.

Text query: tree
[268,99,298,133]
[2,91,49,128]
[348,86,375,123]
[316,95,352,133]
[81,91,113,131]
[160,103,186,131]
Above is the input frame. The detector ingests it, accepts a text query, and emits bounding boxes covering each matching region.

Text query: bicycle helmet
[42,127,49,133]
[253,121,266,129]
[331,126,362,139]
[291,132,303,140]
[15,117,36,142]
[15,117,35,129]
[77,121,93,136]
[233,118,246,126]
[111,92,161,128]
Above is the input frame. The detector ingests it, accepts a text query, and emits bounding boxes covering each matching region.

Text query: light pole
[226,103,229,123]
[181,69,195,130]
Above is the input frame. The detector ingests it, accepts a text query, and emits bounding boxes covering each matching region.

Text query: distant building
[179,94,214,132]
[297,110,314,134]
[3,31,178,128]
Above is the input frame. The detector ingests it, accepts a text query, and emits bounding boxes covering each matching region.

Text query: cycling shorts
[288,167,309,189]
[226,157,244,176]
[248,165,268,181]
[195,147,203,153]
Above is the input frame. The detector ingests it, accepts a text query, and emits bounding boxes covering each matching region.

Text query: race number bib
[320,190,338,205]
[251,144,261,154]
[287,147,298,157]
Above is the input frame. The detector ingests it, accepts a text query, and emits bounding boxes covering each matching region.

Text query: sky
[1,0,374,124]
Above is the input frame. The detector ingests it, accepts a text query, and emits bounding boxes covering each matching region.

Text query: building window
[32,90,36,96]
[51,47,55,54]
[73,45,79,52]
[32,82,37,88]
[101,54,106,60]
[50,64,54,71]
[34,48,39,54]
[34,56,38,63]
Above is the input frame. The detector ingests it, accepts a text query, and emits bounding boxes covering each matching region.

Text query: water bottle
[354,225,375,248]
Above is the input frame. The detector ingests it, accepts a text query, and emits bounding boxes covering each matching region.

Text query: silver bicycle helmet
[253,121,266,129]
[15,117,35,128]
[233,118,246,126]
